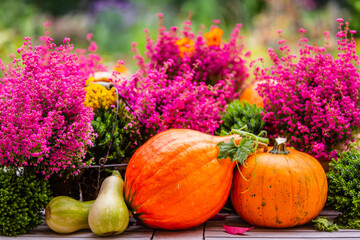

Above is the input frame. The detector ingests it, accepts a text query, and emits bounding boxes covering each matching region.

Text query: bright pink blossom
[118,59,230,136]
[0,33,105,177]
[255,21,360,161]
[131,15,249,102]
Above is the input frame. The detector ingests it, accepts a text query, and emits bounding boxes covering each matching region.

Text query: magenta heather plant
[254,19,360,161]
[75,32,107,77]
[132,14,249,102]
[118,59,230,137]
[0,33,104,178]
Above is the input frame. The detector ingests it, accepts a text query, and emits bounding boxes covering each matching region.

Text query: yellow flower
[86,77,96,85]
[84,77,116,111]
[204,27,223,47]
[175,37,195,58]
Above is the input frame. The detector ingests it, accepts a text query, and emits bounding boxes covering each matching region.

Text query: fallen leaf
[223,224,254,235]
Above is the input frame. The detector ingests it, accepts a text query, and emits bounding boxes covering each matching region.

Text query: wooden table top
[1,209,359,239]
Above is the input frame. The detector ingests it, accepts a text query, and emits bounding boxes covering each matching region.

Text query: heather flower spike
[255,20,360,161]
[132,14,249,102]
[0,30,106,178]
[117,14,250,140]
[118,59,228,137]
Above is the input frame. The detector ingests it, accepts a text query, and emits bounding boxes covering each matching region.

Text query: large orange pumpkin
[239,82,264,108]
[124,129,266,230]
[231,138,328,228]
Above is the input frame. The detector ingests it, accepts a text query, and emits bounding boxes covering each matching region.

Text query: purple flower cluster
[255,20,360,161]
[132,14,249,102]
[118,59,230,136]
[0,33,103,178]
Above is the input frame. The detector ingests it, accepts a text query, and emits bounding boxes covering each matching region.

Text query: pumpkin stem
[257,130,267,138]
[270,137,290,155]
[231,129,269,145]
[239,125,248,131]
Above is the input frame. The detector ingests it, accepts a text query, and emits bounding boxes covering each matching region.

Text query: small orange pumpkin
[239,82,264,108]
[231,138,328,228]
[124,129,256,230]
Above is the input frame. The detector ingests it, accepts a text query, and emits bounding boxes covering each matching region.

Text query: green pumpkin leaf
[217,138,239,161]
[233,139,254,166]
[217,138,254,166]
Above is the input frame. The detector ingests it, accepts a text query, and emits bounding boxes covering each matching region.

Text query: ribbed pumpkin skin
[231,147,328,228]
[239,82,264,108]
[124,129,239,230]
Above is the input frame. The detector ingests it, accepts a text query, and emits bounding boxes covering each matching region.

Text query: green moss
[0,167,52,236]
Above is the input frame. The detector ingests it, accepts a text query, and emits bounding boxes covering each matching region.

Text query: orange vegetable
[239,82,264,108]
[124,129,250,230]
[231,138,328,228]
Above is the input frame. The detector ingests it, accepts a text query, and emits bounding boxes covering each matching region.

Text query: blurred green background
[1,0,359,71]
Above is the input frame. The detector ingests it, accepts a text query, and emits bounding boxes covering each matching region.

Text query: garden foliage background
[1,0,360,72]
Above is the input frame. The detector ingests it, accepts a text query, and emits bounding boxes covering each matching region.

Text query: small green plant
[87,104,143,164]
[326,149,360,229]
[217,100,265,136]
[312,216,339,232]
[0,167,52,236]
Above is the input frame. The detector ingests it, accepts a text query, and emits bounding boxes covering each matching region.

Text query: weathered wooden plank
[206,221,309,232]
[206,221,358,232]
[205,208,343,233]
[3,221,154,239]
[0,236,151,240]
[205,229,360,238]
[206,238,359,240]
[0,209,354,239]
[14,230,153,239]
[31,219,153,232]
[152,225,204,240]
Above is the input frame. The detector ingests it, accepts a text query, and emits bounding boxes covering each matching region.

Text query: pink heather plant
[118,59,231,136]
[75,32,107,77]
[132,13,249,102]
[254,19,360,161]
[0,32,104,178]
